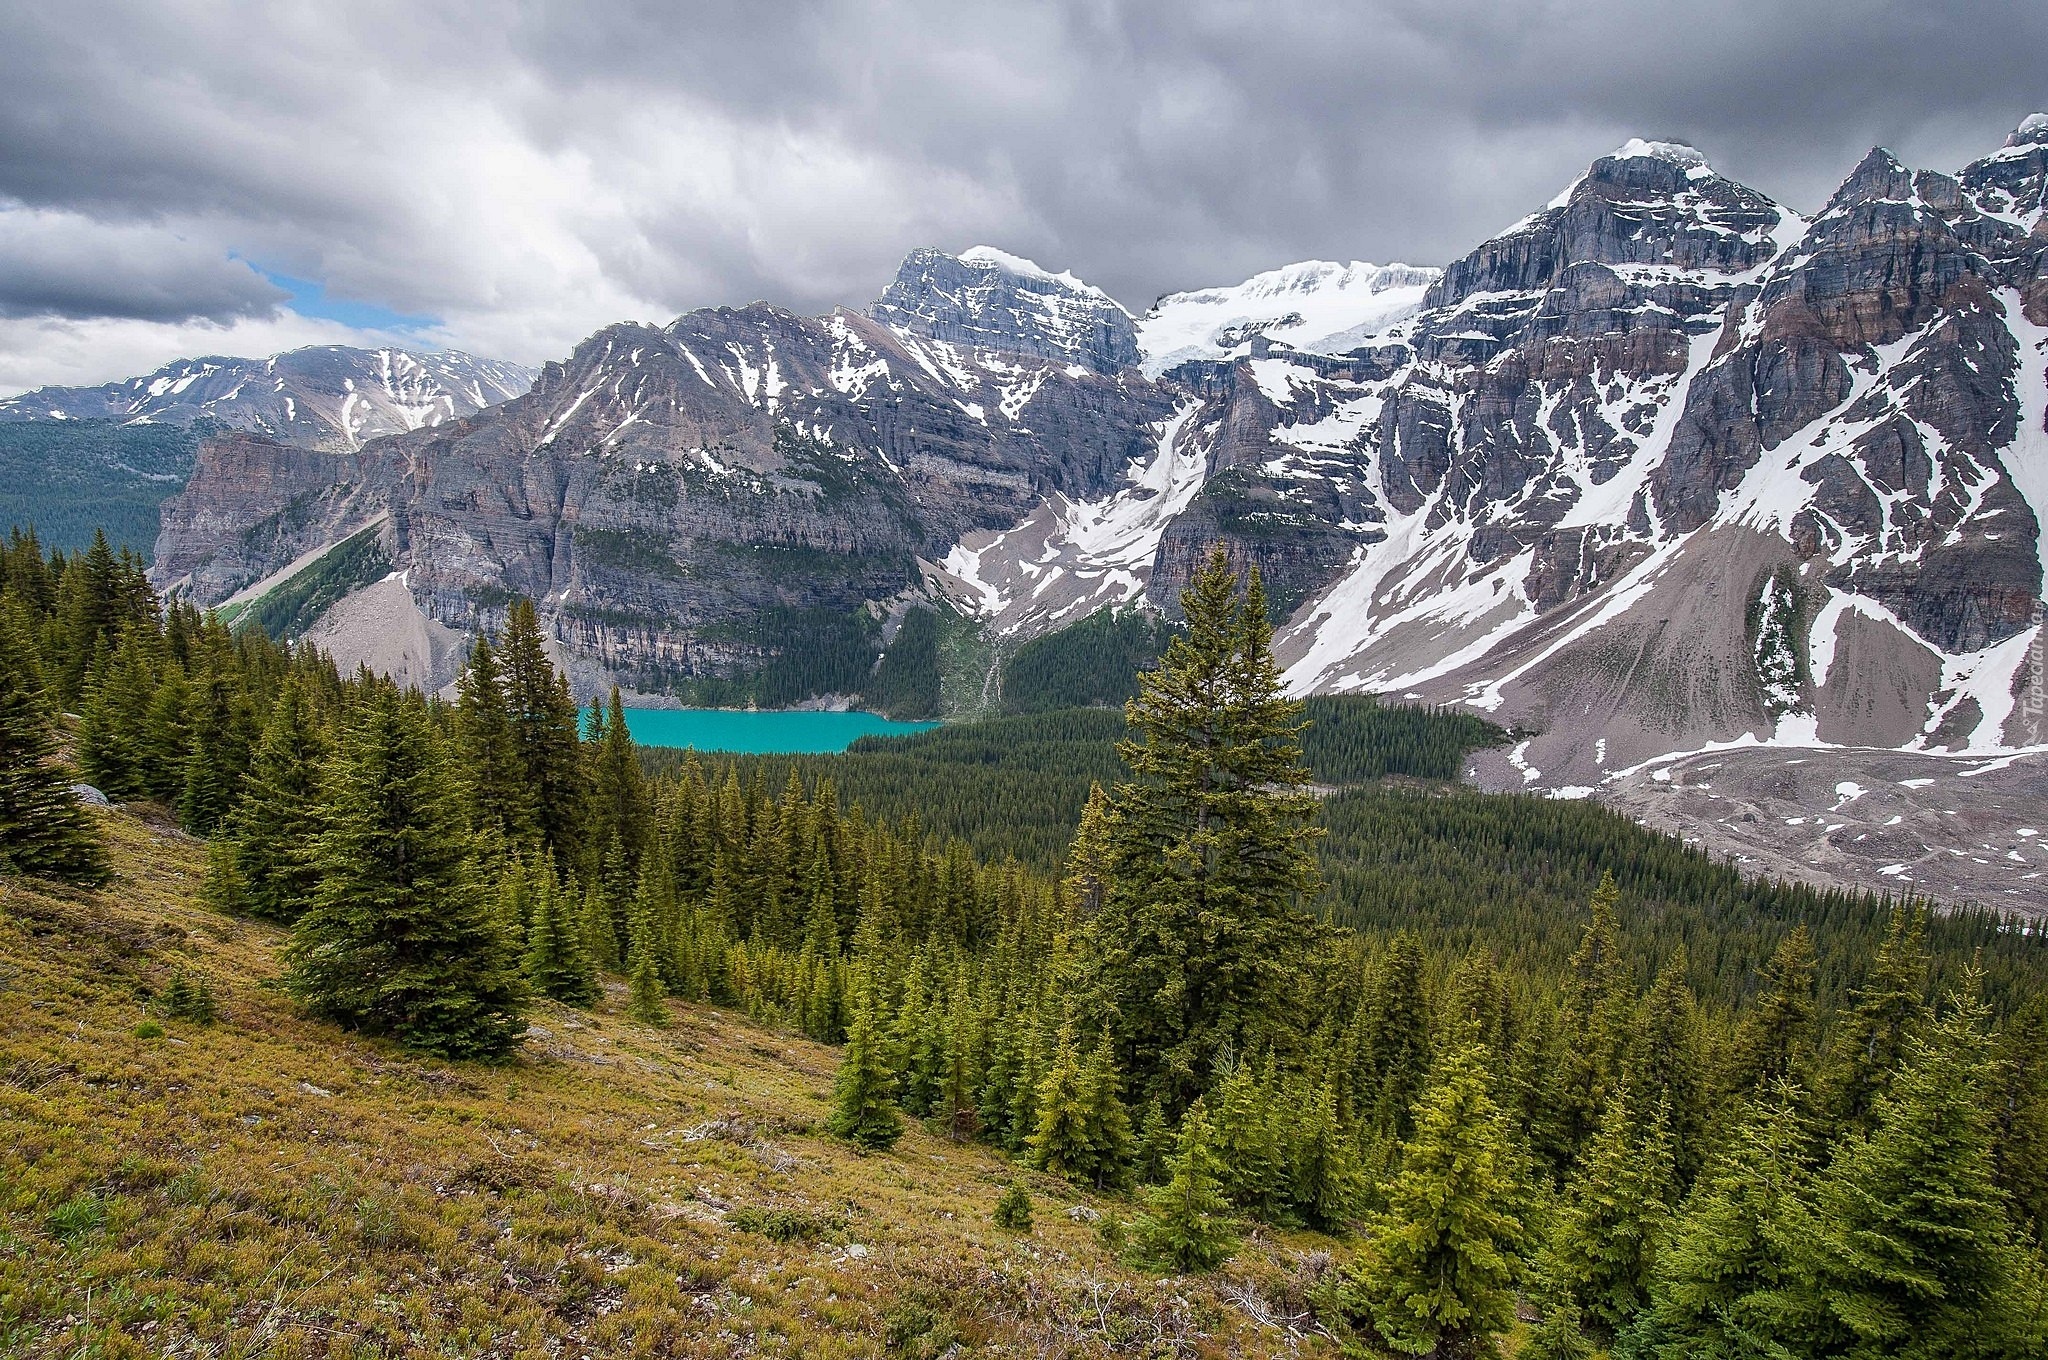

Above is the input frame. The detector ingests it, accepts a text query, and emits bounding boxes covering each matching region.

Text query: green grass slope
[0,810,1342,1358]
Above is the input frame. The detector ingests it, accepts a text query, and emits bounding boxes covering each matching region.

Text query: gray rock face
[1,346,536,452]
[870,247,1141,375]
[153,121,2048,809]
[156,262,1175,693]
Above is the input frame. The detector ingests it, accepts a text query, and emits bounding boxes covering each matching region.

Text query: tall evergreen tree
[1064,780,1114,918]
[1343,1045,1522,1360]
[453,635,536,849]
[1547,1085,1677,1339]
[523,860,600,1006]
[1820,905,1928,1132]
[827,995,904,1151]
[500,599,587,865]
[282,690,526,1060]
[1281,1076,1367,1232]
[1551,870,1632,1155]
[178,651,253,835]
[1632,948,1705,1182]
[1726,927,1817,1099]
[217,678,328,921]
[1029,1024,1095,1180]
[0,609,107,885]
[591,686,648,877]
[1078,548,1324,1109]
[1130,1098,1238,1274]
[1365,931,1433,1140]
[1646,1081,1819,1360]
[1078,1031,1136,1190]
[1780,979,2048,1359]
[623,867,668,1025]
[1994,999,2048,1245]
[1211,1055,1287,1219]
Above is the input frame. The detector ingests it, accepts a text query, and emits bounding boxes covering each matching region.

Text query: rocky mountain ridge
[0,346,537,452]
[147,116,2048,903]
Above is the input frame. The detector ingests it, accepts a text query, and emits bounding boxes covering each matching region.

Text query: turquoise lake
[604,707,939,754]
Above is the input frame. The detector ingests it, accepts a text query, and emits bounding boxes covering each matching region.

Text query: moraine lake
[604,707,940,754]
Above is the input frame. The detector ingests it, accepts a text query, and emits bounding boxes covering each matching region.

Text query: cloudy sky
[1,0,2041,394]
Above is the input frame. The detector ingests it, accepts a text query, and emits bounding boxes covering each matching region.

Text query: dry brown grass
[0,810,1345,1358]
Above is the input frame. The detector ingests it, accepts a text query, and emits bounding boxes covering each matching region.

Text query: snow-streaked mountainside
[1135,260,1439,376]
[0,346,537,452]
[870,246,1141,375]
[151,115,2048,904]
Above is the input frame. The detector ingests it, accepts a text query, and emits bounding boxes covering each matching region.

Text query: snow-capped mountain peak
[1136,259,1439,376]
[1606,137,1712,170]
[956,245,1117,303]
[0,345,536,451]
[870,246,1140,374]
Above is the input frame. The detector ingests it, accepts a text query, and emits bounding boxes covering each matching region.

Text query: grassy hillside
[0,810,1343,1358]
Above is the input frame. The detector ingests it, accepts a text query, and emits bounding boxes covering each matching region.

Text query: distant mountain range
[0,346,536,452]
[42,112,2048,904]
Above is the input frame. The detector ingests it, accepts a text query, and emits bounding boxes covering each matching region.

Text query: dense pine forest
[7,523,2048,1358]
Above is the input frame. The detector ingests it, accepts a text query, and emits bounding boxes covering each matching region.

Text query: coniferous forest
[7,523,2048,1357]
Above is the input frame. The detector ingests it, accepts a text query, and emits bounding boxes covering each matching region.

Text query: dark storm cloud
[0,207,287,322]
[0,0,2041,368]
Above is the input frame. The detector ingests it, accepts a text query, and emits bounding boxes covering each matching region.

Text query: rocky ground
[1470,743,2048,917]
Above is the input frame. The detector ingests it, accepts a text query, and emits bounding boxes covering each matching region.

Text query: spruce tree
[219,678,328,921]
[938,979,982,1140]
[1211,1055,1287,1219]
[827,996,904,1151]
[282,690,526,1060]
[1364,931,1432,1140]
[1282,1076,1367,1232]
[591,686,648,877]
[1064,780,1114,917]
[1078,1031,1136,1190]
[1551,870,1632,1155]
[0,609,108,885]
[453,635,537,849]
[993,1180,1033,1231]
[1781,979,2047,1359]
[1645,1080,1818,1359]
[1130,1098,1238,1274]
[1029,1024,1095,1180]
[178,657,252,836]
[1820,905,1928,1132]
[1631,948,1704,1182]
[1078,548,1323,1109]
[1134,1096,1175,1185]
[580,880,620,971]
[625,888,668,1026]
[500,600,587,865]
[1725,927,1817,1098]
[1994,999,2048,1244]
[74,633,155,802]
[524,860,600,1006]
[1546,1085,1676,1339]
[1344,1045,1522,1360]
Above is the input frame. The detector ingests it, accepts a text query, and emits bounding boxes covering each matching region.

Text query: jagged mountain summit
[0,346,538,452]
[148,118,2048,902]
[153,249,1173,693]
[870,245,1141,376]
[1136,259,1439,376]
